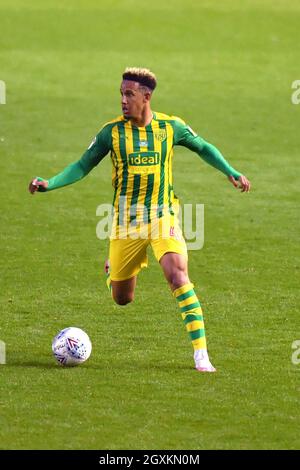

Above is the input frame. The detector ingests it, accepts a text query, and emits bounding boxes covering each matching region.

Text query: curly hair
[122,67,157,91]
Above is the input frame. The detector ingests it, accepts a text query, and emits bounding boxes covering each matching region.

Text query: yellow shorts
[109,214,187,281]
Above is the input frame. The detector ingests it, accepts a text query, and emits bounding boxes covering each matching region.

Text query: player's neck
[130,108,153,128]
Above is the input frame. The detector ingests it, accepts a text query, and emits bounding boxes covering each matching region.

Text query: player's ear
[144,90,152,102]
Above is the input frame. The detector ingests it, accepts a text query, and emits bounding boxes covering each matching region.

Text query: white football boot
[194,349,216,372]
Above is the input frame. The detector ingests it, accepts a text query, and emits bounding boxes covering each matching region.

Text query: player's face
[120,80,147,120]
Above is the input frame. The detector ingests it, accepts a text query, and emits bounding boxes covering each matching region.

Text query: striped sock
[174,282,207,351]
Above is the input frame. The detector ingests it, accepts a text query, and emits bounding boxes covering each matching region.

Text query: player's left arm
[173,119,251,192]
[29,125,112,194]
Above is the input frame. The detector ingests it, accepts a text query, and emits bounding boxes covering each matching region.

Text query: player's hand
[28,177,48,194]
[228,175,251,193]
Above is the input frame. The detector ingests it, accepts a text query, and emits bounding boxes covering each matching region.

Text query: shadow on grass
[3,362,194,373]
[3,352,195,372]
[4,360,60,369]
[3,356,99,370]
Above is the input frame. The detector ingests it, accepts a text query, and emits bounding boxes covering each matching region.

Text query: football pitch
[0,0,299,450]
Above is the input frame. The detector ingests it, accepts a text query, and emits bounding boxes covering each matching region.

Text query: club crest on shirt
[154,129,167,142]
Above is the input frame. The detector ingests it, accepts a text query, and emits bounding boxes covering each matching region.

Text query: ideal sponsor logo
[128,151,160,166]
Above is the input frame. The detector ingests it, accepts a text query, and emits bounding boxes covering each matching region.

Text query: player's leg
[150,212,216,372]
[111,277,137,306]
[159,251,189,290]
[159,252,216,372]
[106,237,148,306]
[105,259,136,305]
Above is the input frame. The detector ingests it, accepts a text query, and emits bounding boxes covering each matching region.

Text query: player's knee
[113,293,134,306]
[170,270,189,290]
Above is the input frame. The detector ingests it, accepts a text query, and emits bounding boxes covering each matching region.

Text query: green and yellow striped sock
[174,282,207,351]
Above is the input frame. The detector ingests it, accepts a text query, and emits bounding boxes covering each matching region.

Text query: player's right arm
[172,117,250,192]
[29,124,112,194]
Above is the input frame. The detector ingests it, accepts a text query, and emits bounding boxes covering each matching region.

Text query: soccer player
[29,67,250,372]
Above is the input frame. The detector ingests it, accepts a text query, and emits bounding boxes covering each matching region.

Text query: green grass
[0,0,299,450]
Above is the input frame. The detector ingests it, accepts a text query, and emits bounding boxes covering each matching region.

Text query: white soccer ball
[52,327,92,366]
